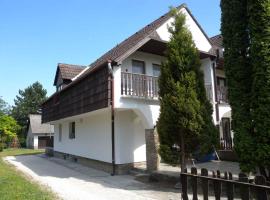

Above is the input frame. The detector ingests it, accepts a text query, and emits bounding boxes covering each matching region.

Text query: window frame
[59,124,62,142]
[69,122,76,139]
[132,60,145,74]
[152,63,161,77]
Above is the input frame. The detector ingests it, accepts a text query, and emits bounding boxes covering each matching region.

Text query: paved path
[4,155,180,200]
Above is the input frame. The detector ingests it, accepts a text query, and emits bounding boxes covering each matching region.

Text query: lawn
[0,148,57,200]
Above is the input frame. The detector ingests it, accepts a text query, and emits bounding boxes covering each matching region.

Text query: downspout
[212,61,220,123]
[108,60,116,176]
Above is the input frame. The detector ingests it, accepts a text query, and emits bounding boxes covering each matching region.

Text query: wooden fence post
[239,173,249,200]
[201,168,209,200]
[191,167,198,200]
[255,175,268,200]
[224,172,234,200]
[181,168,188,200]
[213,171,221,200]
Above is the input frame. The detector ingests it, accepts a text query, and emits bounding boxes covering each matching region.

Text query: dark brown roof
[53,63,86,86]
[210,34,223,48]
[45,3,213,103]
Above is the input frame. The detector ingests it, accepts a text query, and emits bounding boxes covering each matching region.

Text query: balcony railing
[217,85,228,103]
[121,72,159,99]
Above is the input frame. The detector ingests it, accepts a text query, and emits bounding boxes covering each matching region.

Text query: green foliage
[157,9,218,166]
[221,0,255,172]
[0,115,21,146]
[221,0,270,173]
[248,0,270,173]
[11,81,47,129]
[0,97,10,116]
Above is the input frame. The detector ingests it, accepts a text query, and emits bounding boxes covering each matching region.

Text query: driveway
[4,155,180,200]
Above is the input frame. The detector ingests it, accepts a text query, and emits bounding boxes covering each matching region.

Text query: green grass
[0,148,45,157]
[0,148,57,200]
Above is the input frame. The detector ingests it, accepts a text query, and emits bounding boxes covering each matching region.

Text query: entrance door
[221,118,232,149]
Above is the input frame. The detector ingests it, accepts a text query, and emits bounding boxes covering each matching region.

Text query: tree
[221,0,255,172]
[0,115,21,150]
[0,97,10,116]
[248,0,270,177]
[157,9,218,171]
[11,82,47,129]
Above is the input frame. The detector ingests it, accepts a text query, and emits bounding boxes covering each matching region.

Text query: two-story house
[42,4,233,174]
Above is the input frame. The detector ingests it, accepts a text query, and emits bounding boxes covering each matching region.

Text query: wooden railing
[181,167,270,200]
[217,85,228,103]
[220,137,233,150]
[121,72,159,99]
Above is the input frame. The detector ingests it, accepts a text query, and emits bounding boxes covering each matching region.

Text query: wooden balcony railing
[121,72,159,99]
[217,85,228,103]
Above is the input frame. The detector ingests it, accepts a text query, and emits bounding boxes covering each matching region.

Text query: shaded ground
[5,155,181,200]
[136,160,241,178]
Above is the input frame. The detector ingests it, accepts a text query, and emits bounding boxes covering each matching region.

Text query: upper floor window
[152,64,161,77]
[69,122,75,139]
[132,60,145,74]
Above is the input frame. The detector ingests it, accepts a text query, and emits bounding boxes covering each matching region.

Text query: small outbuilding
[26,114,54,149]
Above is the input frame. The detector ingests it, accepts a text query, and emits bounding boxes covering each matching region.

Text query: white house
[42,4,232,174]
[26,114,54,149]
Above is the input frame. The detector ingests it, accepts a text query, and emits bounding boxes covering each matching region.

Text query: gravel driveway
[4,155,180,200]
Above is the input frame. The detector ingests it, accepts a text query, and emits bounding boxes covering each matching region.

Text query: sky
[0,0,221,105]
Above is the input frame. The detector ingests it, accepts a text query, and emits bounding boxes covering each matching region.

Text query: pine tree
[248,0,270,177]
[157,8,218,170]
[221,0,255,172]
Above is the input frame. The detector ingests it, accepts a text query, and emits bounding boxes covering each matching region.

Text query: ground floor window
[69,122,76,139]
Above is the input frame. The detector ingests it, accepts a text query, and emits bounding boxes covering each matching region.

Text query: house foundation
[52,151,145,175]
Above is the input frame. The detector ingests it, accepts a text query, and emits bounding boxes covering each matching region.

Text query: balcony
[121,72,159,99]
[217,85,228,103]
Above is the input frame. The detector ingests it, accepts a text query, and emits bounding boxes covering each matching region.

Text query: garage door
[38,136,54,149]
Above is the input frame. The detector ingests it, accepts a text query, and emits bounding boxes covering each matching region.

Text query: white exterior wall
[33,136,39,149]
[156,8,212,52]
[115,110,146,164]
[53,110,112,163]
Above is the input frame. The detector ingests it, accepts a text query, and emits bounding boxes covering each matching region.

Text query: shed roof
[28,114,54,134]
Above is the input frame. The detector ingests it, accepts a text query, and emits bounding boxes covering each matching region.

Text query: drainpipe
[212,61,220,123]
[108,60,116,176]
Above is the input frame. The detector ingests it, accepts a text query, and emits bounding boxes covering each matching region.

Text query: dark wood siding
[42,66,109,123]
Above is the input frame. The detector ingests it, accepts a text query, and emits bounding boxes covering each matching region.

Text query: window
[132,60,145,74]
[69,122,75,139]
[59,124,62,142]
[152,64,161,77]
[217,77,226,87]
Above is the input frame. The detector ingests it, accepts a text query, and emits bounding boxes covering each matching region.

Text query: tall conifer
[249,0,270,176]
[157,8,218,170]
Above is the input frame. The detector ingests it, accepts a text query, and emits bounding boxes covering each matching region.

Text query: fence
[181,167,270,200]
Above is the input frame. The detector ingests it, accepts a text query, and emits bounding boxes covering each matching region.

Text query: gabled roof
[44,3,215,103]
[53,63,86,86]
[28,114,54,134]
[210,34,223,48]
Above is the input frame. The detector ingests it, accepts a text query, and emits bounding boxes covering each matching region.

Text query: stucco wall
[115,110,146,164]
[156,7,212,52]
[53,111,112,163]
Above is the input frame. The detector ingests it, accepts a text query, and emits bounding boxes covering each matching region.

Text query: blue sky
[0,0,221,105]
